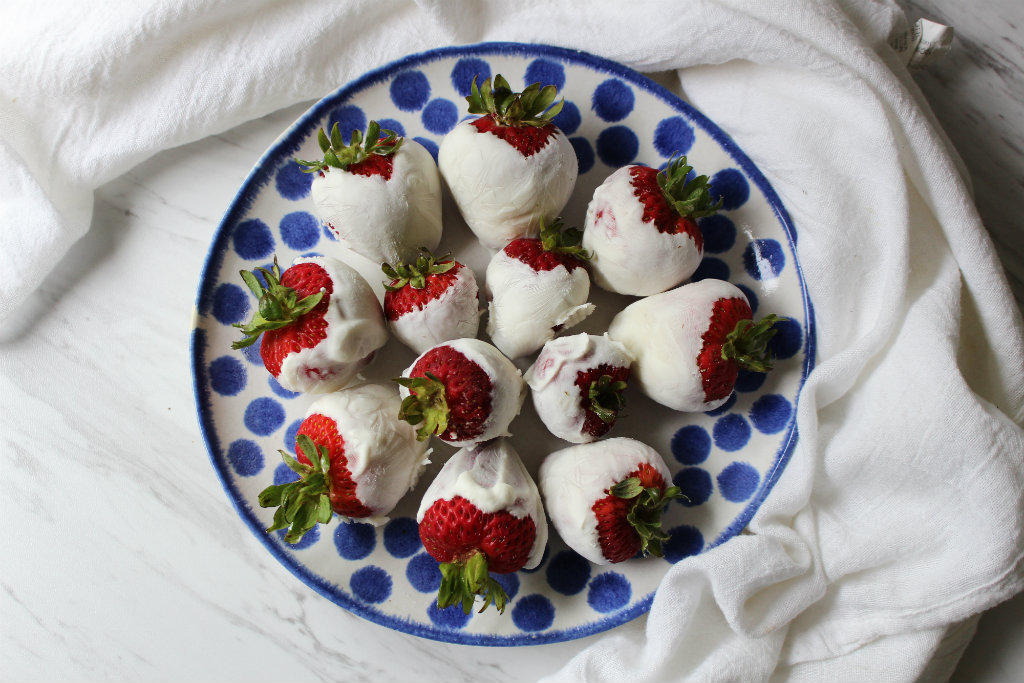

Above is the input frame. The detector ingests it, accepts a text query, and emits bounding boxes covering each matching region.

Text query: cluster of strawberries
[232,75,782,617]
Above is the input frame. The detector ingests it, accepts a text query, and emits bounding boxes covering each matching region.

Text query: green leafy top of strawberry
[609,476,685,557]
[588,374,627,424]
[258,434,334,544]
[657,155,723,220]
[393,372,448,441]
[466,74,564,127]
[295,120,402,173]
[722,314,786,373]
[437,552,510,615]
[231,256,324,349]
[539,217,590,259]
[381,248,456,291]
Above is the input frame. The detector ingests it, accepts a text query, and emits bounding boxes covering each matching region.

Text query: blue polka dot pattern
[699,215,737,254]
[717,462,760,502]
[592,79,634,122]
[427,601,472,629]
[269,376,300,400]
[209,355,246,396]
[413,136,439,163]
[226,439,264,477]
[713,414,752,452]
[570,137,595,175]
[328,104,367,138]
[422,98,458,135]
[334,521,376,560]
[322,224,337,242]
[273,461,299,486]
[596,126,638,168]
[710,168,750,210]
[407,552,442,592]
[244,397,285,436]
[690,256,730,283]
[279,211,320,251]
[232,218,275,260]
[653,116,695,157]
[451,58,491,96]
[525,58,565,90]
[671,425,712,465]
[277,524,320,550]
[750,394,793,434]
[546,551,591,595]
[705,393,737,417]
[768,318,803,359]
[673,467,713,507]
[494,572,520,601]
[211,283,250,325]
[390,71,431,111]
[664,525,704,563]
[511,594,555,632]
[743,239,786,280]
[735,369,767,393]
[350,565,392,604]
[383,517,421,558]
[376,118,406,136]
[587,572,631,613]
[275,161,313,201]
[283,418,302,452]
[552,101,581,135]
[737,283,759,315]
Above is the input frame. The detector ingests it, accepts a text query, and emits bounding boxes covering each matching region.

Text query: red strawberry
[394,338,524,447]
[232,255,388,394]
[438,75,578,249]
[583,155,722,296]
[258,384,430,542]
[608,278,783,412]
[525,333,633,443]
[417,439,547,614]
[381,249,481,354]
[297,120,442,264]
[539,437,681,565]
[485,217,595,359]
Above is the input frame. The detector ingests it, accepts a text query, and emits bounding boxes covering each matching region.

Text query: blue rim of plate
[190,41,816,646]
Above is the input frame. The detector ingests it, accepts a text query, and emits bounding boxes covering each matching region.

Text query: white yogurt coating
[539,437,673,565]
[438,120,577,250]
[582,165,703,296]
[389,265,481,354]
[398,337,525,447]
[608,278,747,412]
[525,333,633,443]
[311,138,442,264]
[416,438,548,570]
[305,383,431,526]
[484,250,595,359]
[276,256,389,394]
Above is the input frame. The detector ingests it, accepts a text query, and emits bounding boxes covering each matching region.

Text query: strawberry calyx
[258,434,334,543]
[295,120,402,174]
[393,372,449,441]
[721,314,786,373]
[382,248,456,291]
[588,374,627,424]
[657,155,723,220]
[539,217,590,260]
[608,476,685,558]
[231,256,325,349]
[466,74,564,127]
[437,551,510,615]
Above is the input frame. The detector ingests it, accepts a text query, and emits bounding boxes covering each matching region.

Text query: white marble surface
[2,1,1022,680]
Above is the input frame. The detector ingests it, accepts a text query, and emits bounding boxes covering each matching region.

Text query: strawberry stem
[609,476,685,557]
[437,552,510,615]
[539,217,590,260]
[657,155,723,220]
[588,374,627,424]
[382,248,456,291]
[295,120,402,174]
[231,256,324,349]
[258,434,335,543]
[466,74,564,127]
[393,372,449,441]
[721,314,786,373]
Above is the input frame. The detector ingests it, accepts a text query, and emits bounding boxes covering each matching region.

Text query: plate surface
[191,42,814,646]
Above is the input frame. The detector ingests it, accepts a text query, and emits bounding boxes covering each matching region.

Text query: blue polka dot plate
[191,43,815,646]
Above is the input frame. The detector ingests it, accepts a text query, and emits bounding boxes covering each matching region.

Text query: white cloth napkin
[4,1,1022,680]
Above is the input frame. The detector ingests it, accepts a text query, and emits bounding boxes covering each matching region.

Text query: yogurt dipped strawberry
[608,278,783,412]
[485,218,594,359]
[525,333,632,444]
[394,338,524,447]
[232,255,388,394]
[382,249,481,354]
[259,383,431,542]
[297,120,442,264]
[583,156,721,296]
[438,75,577,250]
[418,438,547,614]
[539,437,680,565]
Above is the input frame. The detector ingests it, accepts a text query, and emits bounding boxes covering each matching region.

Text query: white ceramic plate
[191,42,814,646]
